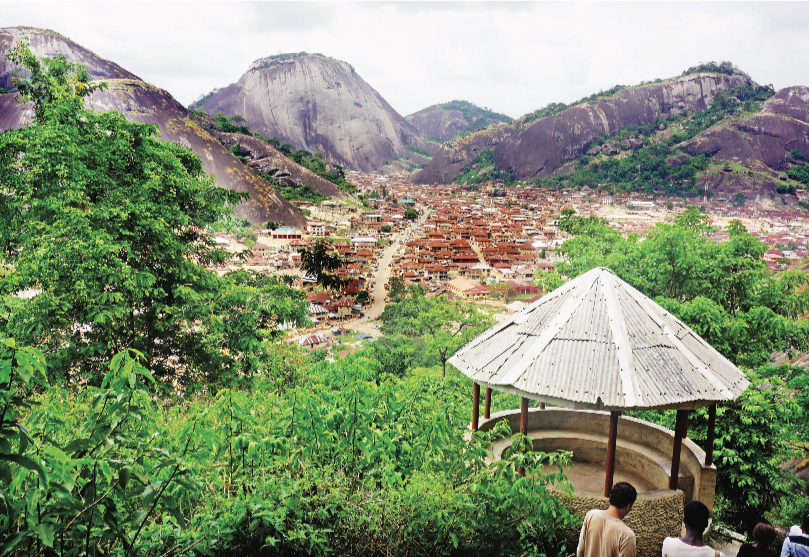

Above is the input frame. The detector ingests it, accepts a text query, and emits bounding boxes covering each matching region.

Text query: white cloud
[2,1,808,118]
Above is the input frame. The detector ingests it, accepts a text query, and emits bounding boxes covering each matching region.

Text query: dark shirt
[738,544,759,557]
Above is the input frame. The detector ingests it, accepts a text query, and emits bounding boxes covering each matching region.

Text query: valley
[1,21,809,557]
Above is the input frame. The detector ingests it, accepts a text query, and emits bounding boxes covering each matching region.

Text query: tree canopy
[381,286,493,377]
[554,209,809,530]
[0,42,308,385]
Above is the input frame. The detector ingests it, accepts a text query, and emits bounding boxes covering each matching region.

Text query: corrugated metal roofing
[449,267,750,411]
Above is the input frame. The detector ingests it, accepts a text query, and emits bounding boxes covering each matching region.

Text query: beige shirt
[577,509,636,557]
[662,537,725,557]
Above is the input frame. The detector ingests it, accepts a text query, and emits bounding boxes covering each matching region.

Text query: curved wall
[480,408,716,511]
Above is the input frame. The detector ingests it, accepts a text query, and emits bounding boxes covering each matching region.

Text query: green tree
[404,208,418,220]
[298,240,350,291]
[380,225,392,233]
[388,276,406,302]
[0,45,307,385]
[381,288,493,377]
[356,290,370,305]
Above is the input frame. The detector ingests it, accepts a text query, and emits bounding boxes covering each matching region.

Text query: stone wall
[554,488,684,557]
[480,407,716,511]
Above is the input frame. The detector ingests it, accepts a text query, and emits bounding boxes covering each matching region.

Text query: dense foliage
[554,209,809,532]
[1,342,580,556]
[455,148,516,186]
[0,43,308,387]
[682,61,736,77]
[380,286,493,377]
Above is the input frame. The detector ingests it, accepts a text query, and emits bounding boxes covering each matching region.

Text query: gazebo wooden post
[669,410,690,490]
[540,402,546,410]
[472,383,480,431]
[705,404,716,466]
[604,410,621,498]
[484,387,492,419]
[518,397,529,475]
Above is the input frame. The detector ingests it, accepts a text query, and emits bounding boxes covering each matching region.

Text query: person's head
[609,482,637,517]
[802,513,809,533]
[683,501,711,536]
[752,523,775,548]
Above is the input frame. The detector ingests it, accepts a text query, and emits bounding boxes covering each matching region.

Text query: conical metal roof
[449,267,750,411]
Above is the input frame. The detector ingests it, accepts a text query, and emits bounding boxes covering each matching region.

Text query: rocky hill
[411,72,754,185]
[0,27,306,227]
[406,100,511,142]
[506,77,809,200]
[212,131,346,199]
[193,53,437,173]
[680,86,809,172]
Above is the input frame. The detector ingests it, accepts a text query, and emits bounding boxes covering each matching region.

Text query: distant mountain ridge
[0,26,308,227]
[193,52,437,173]
[406,100,511,142]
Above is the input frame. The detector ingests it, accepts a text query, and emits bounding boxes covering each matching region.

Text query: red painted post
[518,397,529,475]
[705,405,716,466]
[484,387,491,419]
[669,410,690,490]
[604,411,621,498]
[472,383,480,431]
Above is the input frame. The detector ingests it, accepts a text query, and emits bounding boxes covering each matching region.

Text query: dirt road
[350,210,429,336]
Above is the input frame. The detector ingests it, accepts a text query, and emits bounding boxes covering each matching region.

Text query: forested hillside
[0,44,579,557]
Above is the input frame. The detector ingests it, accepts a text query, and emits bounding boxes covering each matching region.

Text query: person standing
[577,482,637,557]
[662,501,725,557]
[738,524,776,557]
[781,514,809,557]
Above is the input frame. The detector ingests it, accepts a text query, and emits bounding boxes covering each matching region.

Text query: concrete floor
[542,459,657,496]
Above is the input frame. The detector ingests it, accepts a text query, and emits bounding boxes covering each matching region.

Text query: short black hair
[802,513,809,530]
[683,500,710,533]
[609,482,637,509]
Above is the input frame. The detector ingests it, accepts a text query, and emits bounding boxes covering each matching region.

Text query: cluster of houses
[206,170,809,351]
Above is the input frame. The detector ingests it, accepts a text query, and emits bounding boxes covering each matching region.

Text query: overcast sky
[3,2,809,118]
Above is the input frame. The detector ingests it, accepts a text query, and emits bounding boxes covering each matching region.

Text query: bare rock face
[196,53,435,172]
[412,72,753,184]
[406,101,512,142]
[0,27,306,227]
[407,105,470,142]
[679,87,809,171]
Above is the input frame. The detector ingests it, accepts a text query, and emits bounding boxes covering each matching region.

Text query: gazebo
[449,267,750,502]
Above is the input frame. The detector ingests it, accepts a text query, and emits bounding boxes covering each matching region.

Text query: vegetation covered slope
[0,26,306,226]
[411,65,754,185]
[193,52,437,173]
[535,83,788,198]
[406,100,512,142]
[188,108,353,205]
